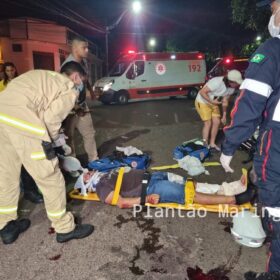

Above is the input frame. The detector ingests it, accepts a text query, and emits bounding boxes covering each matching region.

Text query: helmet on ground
[231,210,266,248]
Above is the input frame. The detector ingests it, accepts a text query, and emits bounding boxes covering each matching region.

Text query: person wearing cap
[195,70,243,152]
[221,0,280,272]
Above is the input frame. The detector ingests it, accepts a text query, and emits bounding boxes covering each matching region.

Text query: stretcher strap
[141,172,150,205]
[185,180,195,206]
[151,162,220,171]
[151,164,179,170]
[111,167,125,206]
[203,162,221,167]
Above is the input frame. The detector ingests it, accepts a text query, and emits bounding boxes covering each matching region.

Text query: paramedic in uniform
[0,62,94,244]
[220,0,280,272]
[61,36,98,162]
[195,70,243,152]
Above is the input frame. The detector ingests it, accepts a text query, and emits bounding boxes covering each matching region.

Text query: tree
[231,0,270,32]
[231,0,271,57]
[240,41,262,56]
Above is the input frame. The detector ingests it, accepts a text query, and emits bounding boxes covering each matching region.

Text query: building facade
[0,18,103,83]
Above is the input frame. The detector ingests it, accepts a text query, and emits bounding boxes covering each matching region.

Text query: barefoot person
[195,70,242,152]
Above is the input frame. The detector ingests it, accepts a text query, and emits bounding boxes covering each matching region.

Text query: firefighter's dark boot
[56,224,94,243]
[0,219,31,244]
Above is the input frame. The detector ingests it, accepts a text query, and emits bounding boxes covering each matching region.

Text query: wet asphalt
[0,97,265,280]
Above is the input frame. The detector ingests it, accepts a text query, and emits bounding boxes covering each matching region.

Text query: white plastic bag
[177,155,207,176]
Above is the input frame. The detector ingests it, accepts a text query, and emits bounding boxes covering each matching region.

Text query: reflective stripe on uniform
[47,209,66,218]
[0,113,45,136]
[273,100,280,122]
[240,79,273,98]
[31,152,46,160]
[265,207,280,218]
[0,206,18,214]
[47,71,57,76]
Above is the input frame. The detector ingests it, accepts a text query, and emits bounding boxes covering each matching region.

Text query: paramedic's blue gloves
[220,153,234,173]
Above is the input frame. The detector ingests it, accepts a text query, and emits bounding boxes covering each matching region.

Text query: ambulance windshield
[109,60,131,77]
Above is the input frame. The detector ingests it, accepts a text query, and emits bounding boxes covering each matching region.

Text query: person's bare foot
[146,194,160,204]
[240,174,247,186]
[209,144,221,152]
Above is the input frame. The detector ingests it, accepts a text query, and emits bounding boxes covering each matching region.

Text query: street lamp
[148,38,156,51]
[132,1,142,14]
[256,35,262,41]
[149,38,156,47]
[105,1,142,75]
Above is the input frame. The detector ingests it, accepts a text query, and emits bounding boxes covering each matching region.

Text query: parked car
[207,57,249,80]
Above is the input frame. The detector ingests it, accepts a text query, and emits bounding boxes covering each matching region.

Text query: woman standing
[195,70,243,152]
[0,62,18,92]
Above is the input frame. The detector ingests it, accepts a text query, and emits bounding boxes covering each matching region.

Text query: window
[135,61,144,76]
[109,60,130,77]
[126,61,145,80]
[12,44,22,52]
[33,52,54,70]
[126,64,135,80]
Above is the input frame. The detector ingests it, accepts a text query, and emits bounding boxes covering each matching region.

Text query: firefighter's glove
[54,144,72,157]
[220,153,234,173]
[53,133,66,147]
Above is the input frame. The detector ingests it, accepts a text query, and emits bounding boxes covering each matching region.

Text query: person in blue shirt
[220,0,280,272]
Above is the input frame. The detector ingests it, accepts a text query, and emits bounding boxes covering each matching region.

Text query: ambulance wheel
[116,90,129,104]
[187,87,198,100]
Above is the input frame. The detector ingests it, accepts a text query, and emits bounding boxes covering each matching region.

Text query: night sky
[0,0,262,64]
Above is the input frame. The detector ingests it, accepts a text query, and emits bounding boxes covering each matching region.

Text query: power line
[2,0,105,34]
[34,0,105,33]
[56,0,104,32]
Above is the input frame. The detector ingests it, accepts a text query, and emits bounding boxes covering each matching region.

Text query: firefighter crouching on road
[0,61,94,245]
[221,0,280,272]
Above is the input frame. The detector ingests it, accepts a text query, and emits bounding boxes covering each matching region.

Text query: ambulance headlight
[103,81,114,92]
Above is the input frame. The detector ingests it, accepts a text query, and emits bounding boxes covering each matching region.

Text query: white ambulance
[94,51,206,104]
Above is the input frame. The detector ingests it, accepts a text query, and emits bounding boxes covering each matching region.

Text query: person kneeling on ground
[75,169,256,208]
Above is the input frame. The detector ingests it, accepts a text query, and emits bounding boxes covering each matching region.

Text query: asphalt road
[1,98,266,280]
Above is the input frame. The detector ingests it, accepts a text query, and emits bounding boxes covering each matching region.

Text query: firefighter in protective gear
[221,0,280,272]
[0,61,94,244]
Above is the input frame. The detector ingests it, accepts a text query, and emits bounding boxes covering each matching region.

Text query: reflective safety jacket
[0,70,77,141]
[222,37,280,206]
